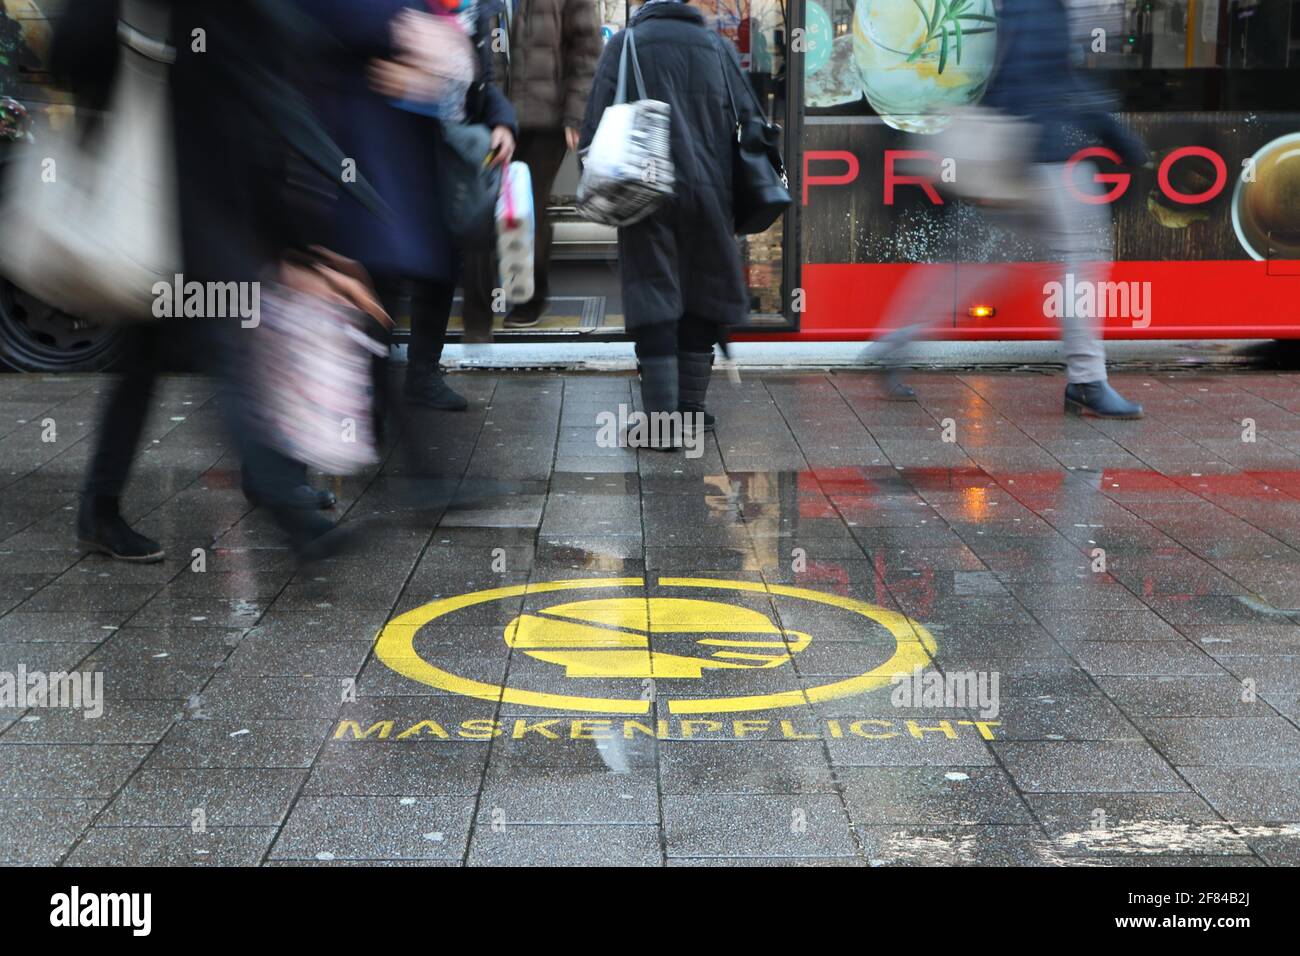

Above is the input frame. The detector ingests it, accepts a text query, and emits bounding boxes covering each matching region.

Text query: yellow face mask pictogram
[506,597,812,678]
[375,577,938,714]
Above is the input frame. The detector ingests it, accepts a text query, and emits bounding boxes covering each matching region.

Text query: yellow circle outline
[374,576,937,714]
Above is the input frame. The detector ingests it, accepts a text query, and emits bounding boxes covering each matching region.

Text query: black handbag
[715,41,791,236]
[436,121,502,249]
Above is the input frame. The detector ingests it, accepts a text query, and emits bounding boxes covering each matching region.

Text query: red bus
[2,0,1298,371]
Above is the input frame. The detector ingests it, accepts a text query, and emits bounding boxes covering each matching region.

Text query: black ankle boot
[405,368,468,411]
[77,496,164,563]
[677,349,716,432]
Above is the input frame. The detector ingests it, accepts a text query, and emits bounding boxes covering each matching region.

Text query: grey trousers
[869,161,1113,385]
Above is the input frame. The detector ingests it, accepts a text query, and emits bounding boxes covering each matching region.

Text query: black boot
[637,356,680,452]
[677,349,716,433]
[1064,381,1143,420]
[405,367,468,411]
[77,496,164,563]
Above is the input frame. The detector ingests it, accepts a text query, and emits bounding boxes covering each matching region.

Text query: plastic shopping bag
[496,161,535,306]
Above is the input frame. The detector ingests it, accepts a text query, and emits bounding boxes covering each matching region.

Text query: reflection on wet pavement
[1,369,1299,865]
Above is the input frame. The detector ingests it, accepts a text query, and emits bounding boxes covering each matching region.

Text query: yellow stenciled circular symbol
[374,577,937,714]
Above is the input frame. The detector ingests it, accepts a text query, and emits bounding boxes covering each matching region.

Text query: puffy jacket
[502,0,602,129]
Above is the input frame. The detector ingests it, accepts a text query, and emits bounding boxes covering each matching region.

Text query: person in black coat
[51,0,366,561]
[301,0,517,413]
[579,0,760,441]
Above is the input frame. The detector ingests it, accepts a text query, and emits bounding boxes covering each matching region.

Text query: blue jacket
[983,0,1147,166]
[298,0,517,282]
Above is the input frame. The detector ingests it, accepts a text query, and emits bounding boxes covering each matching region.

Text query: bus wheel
[0,280,122,373]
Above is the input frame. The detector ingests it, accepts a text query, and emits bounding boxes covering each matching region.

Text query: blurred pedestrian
[863,0,1149,419]
[53,0,376,561]
[304,0,517,414]
[460,0,602,336]
[579,0,759,447]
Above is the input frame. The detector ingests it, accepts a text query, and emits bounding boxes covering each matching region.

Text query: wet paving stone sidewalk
[2,366,1300,866]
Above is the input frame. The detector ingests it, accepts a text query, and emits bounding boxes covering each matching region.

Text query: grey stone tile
[467,824,662,866]
[1136,715,1300,767]
[146,719,332,769]
[660,741,836,794]
[993,740,1186,793]
[1095,675,1263,718]
[99,768,306,826]
[662,794,856,858]
[989,696,1142,741]
[837,766,1033,825]
[223,639,372,678]
[270,796,475,861]
[64,826,276,866]
[1066,641,1228,677]
[0,612,131,643]
[1025,793,1248,857]
[1179,766,1300,822]
[0,744,149,798]
[1,700,178,744]
[303,744,488,796]
[479,765,658,824]
[854,825,1053,866]
[0,799,104,864]
[825,717,999,767]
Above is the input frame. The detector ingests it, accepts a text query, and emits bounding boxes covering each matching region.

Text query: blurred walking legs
[865,162,1139,417]
[77,325,166,562]
[377,277,465,412]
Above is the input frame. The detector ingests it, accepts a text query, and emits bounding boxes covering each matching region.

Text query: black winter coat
[579,2,759,331]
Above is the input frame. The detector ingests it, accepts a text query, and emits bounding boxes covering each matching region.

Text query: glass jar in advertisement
[852,0,999,133]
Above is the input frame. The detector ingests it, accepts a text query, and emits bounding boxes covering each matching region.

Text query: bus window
[1078,0,1298,72]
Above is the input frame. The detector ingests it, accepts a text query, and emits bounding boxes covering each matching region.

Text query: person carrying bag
[575,26,673,228]
[578,0,763,448]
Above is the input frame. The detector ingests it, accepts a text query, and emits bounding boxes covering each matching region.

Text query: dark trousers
[631,316,721,361]
[82,324,169,499]
[82,320,306,507]
[378,275,457,374]
[461,127,569,334]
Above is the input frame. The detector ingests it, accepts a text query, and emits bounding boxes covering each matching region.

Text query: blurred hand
[368,57,429,100]
[565,126,580,152]
[490,125,515,166]
[373,8,475,102]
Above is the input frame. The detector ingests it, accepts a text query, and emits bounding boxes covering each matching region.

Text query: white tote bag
[575,28,673,227]
[0,0,179,322]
